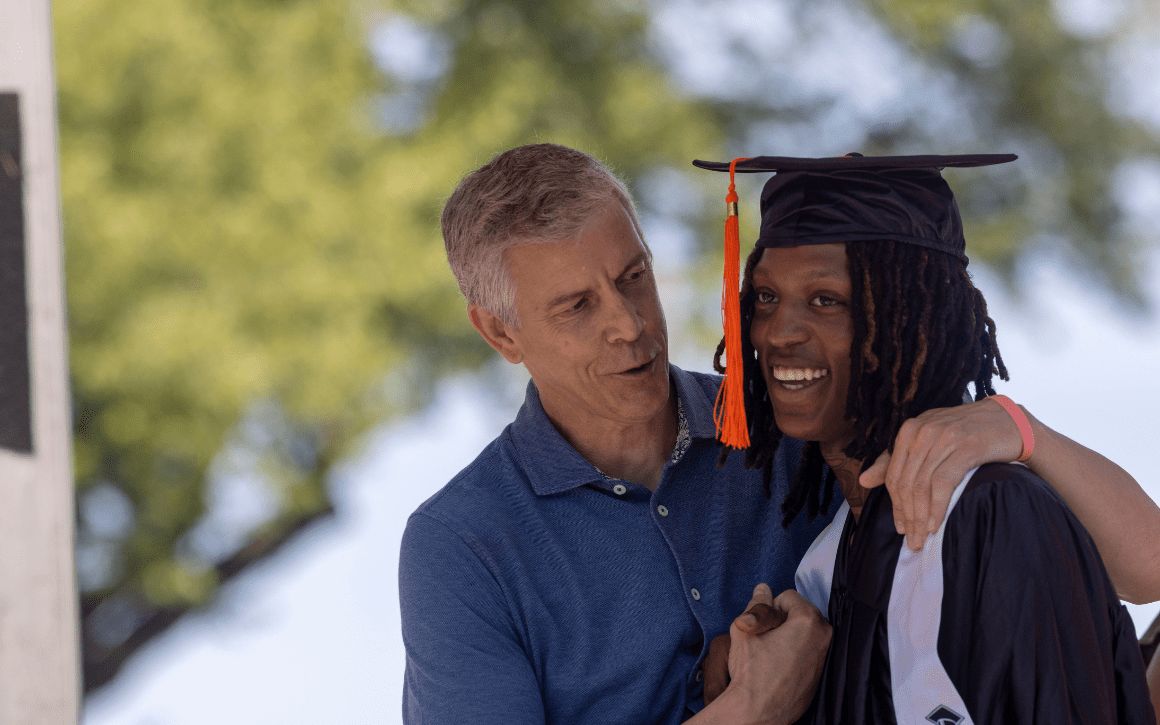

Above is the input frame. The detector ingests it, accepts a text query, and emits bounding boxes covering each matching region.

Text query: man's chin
[608,371,671,412]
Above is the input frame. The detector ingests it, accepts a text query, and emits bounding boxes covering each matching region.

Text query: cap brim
[692,154,1018,173]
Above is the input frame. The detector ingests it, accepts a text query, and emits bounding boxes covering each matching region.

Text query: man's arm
[400,513,545,725]
[861,398,1160,603]
[689,585,830,725]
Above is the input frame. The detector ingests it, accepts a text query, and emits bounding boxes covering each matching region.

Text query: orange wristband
[989,395,1034,463]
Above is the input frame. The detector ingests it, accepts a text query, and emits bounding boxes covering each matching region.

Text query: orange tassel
[714,158,750,450]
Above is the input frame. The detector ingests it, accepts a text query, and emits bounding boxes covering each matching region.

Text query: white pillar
[0,0,81,722]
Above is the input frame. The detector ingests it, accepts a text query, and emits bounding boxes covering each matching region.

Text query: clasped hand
[701,584,830,724]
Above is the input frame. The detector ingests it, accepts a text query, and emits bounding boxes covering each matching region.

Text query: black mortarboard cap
[695,153,1017,450]
[693,153,1017,263]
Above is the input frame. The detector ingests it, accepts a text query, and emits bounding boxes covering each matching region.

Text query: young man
[701,153,1158,723]
[400,144,1160,725]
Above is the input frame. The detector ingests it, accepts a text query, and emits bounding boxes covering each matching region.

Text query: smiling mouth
[770,365,829,391]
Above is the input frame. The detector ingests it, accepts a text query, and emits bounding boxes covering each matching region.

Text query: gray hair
[442,143,645,328]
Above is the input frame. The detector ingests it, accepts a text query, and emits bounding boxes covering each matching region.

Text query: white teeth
[772,366,828,383]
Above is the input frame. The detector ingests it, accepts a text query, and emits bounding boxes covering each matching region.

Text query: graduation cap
[694,153,1018,450]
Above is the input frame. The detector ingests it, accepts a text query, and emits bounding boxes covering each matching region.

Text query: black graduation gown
[795,462,1155,725]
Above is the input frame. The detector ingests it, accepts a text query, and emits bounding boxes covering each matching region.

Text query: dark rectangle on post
[0,93,33,453]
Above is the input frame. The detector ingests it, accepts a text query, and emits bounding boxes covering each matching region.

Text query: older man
[399,143,1158,725]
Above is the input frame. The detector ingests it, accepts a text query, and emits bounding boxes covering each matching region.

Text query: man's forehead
[510,242,649,293]
[506,219,649,306]
[506,204,644,264]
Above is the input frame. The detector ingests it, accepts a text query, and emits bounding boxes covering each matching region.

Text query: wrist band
[989,394,1034,463]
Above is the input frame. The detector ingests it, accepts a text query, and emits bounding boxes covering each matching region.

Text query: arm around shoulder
[865,397,1160,602]
[400,513,545,725]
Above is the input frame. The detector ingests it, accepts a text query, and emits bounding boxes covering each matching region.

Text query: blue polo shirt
[399,366,840,725]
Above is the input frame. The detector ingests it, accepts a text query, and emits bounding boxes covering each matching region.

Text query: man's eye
[569,298,588,312]
[813,295,838,307]
[755,291,775,304]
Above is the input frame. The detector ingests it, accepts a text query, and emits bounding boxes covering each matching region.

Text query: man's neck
[545,389,679,492]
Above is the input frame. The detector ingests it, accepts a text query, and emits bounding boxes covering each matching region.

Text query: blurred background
[50,0,1160,721]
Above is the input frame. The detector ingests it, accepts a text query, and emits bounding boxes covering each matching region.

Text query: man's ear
[468,305,524,364]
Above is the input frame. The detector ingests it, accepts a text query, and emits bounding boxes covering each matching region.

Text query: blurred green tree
[864,0,1160,299]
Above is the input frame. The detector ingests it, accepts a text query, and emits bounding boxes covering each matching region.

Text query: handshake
[695,584,831,725]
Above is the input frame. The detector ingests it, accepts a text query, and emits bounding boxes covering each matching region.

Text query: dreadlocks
[715,241,1008,528]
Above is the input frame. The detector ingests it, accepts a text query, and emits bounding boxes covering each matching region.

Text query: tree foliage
[864,0,1160,297]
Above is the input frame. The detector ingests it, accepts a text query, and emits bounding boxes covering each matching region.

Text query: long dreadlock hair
[714,240,1008,528]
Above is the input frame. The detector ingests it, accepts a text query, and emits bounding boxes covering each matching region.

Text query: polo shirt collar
[510,364,719,496]
[673,364,721,441]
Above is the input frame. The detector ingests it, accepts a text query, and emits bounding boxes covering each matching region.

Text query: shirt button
[696,668,703,683]
[691,588,700,601]
[613,484,627,495]
[657,505,669,516]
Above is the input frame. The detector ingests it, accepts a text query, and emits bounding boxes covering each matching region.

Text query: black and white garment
[795,462,1156,725]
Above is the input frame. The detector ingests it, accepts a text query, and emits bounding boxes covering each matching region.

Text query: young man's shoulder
[935,465,1151,725]
[960,461,1060,504]
[956,461,1069,524]
[949,461,1111,588]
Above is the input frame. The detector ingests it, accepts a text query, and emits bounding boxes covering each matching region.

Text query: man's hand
[698,585,830,725]
[859,398,1021,550]
[703,585,789,704]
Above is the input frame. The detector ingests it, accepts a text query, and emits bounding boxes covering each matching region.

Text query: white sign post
[0,0,81,722]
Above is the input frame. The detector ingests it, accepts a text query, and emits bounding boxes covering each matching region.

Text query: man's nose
[604,292,645,343]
